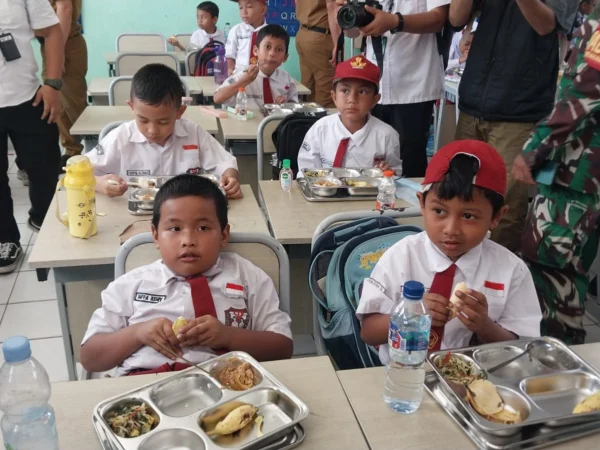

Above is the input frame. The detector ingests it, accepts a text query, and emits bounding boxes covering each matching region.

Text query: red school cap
[422,140,507,198]
[333,56,380,87]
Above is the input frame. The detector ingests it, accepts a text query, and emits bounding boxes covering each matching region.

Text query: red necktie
[428,263,457,352]
[249,31,258,65]
[333,138,350,168]
[186,276,225,354]
[263,77,274,104]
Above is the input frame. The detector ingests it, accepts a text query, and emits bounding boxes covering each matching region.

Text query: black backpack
[193,40,225,76]
[271,113,324,179]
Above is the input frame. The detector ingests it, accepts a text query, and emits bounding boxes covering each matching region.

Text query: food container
[130,188,159,211]
[361,168,384,178]
[93,352,309,450]
[262,103,327,118]
[329,168,361,178]
[342,177,381,196]
[301,169,330,179]
[309,176,342,197]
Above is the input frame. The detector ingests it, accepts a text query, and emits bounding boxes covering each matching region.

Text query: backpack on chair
[194,40,224,76]
[309,217,422,370]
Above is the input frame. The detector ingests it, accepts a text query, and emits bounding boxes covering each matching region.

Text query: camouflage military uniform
[521,6,600,344]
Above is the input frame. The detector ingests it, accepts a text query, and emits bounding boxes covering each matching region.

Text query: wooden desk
[29,187,269,380]
[197,76,311,100]
[88,76,203,104]
[337,344,600,450]
[70,106,219,137]
[0,357,368,450]
[258,180,421,245]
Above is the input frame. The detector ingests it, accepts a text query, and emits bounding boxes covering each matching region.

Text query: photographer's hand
[359,6,399,36]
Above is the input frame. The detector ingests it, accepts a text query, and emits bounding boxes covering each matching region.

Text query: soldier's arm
[515,0,557,36]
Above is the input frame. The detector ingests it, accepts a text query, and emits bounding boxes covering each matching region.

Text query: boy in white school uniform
[226,0,268,75]
[214,25,298,108]
[88,64,243,199]
[447,21,477,71]
[358,140,542,360]
[80,175,293,376]
[297,56,402,174]
[169,2,225,51]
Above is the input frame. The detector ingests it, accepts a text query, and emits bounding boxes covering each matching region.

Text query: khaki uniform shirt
[296,0,329,29]
[49,0,81,37]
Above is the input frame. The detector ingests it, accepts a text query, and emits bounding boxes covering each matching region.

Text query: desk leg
[56,281,77,381]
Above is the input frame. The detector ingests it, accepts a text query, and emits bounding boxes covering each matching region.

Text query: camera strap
[335,35,385,80]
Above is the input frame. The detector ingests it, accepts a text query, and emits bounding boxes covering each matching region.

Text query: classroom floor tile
[0,337,68,383]
[0,300,61,341]
[17,223,33,247]
[8,173,24,190]
[583,312,599,326]
[10,270,56,303]
[12,204,30,224]
[0,272,18,305]
[10,188,30,206]
[19,245,37,273]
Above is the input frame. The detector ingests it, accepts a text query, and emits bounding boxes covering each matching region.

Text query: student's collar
[161,257,224,283]
[335,113,372,146]
[424,234,482,280]
[130,120,188,144]
[258,68,278,80]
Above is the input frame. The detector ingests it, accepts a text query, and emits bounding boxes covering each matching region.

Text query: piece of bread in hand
[449,282,469,319]
[172,317,188,335]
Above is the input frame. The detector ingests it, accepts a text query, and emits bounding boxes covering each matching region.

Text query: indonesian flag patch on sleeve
[584,25,600,71]
[225,283,246,297]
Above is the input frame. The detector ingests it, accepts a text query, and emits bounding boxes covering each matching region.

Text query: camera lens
[337,6,358,29]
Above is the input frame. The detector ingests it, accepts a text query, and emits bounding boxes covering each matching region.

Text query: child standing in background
[169,2,225,51]
[226,0,268,75]
[447,22,477,71]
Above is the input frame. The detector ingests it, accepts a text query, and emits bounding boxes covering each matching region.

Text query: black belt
[301,24,331,35]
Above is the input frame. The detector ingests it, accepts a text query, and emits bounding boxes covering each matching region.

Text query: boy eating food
[358,140,542,360]
[169,2,225,51]
[297,56,402,175]
[214,25,298,108]
[80,175,293,376]
[226,0,268,75]
[88,63,242,199]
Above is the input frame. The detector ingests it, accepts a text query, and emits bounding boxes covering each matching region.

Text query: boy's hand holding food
[135,318,183,359]
[241,65,260,86]
[221,175,242,199]
[97,174,128,197]
[453,288,491,334]
[424,293,451,327]
[176,315,230,349]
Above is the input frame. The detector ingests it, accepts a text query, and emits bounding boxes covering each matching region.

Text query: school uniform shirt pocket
[221,282,250,329]
[483,281,506,322]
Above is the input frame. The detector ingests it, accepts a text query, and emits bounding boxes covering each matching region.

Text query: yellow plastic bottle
[55,155,97,239]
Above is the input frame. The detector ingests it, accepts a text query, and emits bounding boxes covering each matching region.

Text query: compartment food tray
[92,352,309,450]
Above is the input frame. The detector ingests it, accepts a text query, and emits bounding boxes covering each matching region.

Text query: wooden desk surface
[70,106,219,136]
[42,357,368,450]
[259,180,421,245]
[29,186,268,269]
[337,344,600,450]
[196,76,311,97]
[88,76,203,96]
[104,51,187,64]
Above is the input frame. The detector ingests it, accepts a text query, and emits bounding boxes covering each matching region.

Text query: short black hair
[422,154,505,216]
[256,25,290,54]
[130,64,185,109]
[152,174,228,231]
[197,1,219,18]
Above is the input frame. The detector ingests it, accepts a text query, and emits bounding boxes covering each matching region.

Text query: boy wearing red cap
[297,56,402,174]
[357,140,541,361]
[226,0,268,75]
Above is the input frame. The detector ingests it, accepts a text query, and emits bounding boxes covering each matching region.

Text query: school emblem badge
[585,25,600,71]
[224,307,250,328]
[428,329,439,350]
[350,57,367,69]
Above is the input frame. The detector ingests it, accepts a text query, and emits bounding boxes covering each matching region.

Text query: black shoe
[28,217,41,232]
[0,243,23,274]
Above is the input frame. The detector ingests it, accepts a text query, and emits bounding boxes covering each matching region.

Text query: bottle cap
[238,87,245,92]
[2,336,31,363]
[282,159,291,169]
[403,281,425,300]
[384,170,394,177]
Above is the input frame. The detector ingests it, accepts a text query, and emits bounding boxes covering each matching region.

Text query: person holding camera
[335,0,449,178]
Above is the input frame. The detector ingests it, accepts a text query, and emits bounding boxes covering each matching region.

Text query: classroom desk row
[5,345,598,449]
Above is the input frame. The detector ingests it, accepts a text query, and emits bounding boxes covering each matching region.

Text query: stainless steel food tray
[92,352,309,450]
[262,102,327,117]
[425,371,600,449]
[427,337,600,437]
[297,177,378,202]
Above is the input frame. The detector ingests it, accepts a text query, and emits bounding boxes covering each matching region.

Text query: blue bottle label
[388,323,429,351]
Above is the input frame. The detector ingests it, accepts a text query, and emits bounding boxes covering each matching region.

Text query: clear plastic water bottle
[0,336,59,450]
[224,23,231,41]
[235,88,248,121]
[214,46,227,85]
[376,170,396,210]
[385,281,432,414]
[279,159,293,192]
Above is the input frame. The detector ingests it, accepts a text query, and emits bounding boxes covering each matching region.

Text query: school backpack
[194,40,225,76]
[271,112,325,179]
[309,217,422,370]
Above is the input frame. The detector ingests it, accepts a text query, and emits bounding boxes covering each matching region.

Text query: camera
[337,0,382,30]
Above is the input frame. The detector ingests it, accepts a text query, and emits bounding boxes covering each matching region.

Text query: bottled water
[376,170,396,210]
[213,46,227,85]
[0,336,59,450]
[385,281,432,414]
[279,159,293,192]
[235,88,248,121]
[224,23,231,41]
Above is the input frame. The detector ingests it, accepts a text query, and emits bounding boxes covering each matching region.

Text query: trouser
[0,95,61,244]
[372,101,434,177]
[455,112,534,253]
[43,34,88,157]
[522,184,600,344]
[295,27,335,108]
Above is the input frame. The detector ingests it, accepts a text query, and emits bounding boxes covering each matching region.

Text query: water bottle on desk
[385,281,432,414]
[213,47,227,85]
[235,88,248,121]
[376,170,396,211]
[0,336,59,450]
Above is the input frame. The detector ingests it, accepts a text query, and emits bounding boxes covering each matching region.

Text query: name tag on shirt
[127,170,151,176]
[135,292,167,304]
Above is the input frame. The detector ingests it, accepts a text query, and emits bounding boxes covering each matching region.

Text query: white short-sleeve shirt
[215,68,298,108]
[190,28,225,50]
[297,114,402,174]
[357,232,542,364]
[366,0,445,105]
[87,118,237,180]
[82,254,292,375]
[225,22,268,73]
[0,0,59,107]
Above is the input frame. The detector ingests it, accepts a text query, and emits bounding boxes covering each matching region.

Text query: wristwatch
[44,79,63,91]
[390,12,405,34]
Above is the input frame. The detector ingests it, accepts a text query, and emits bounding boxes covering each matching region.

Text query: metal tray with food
[427,337,600,437]
[296,177,379,202]
[262,103,327,117]
[342,177,381,196]
[425,371,600,450]
[92,352,309,450]
[300,167,383,180]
